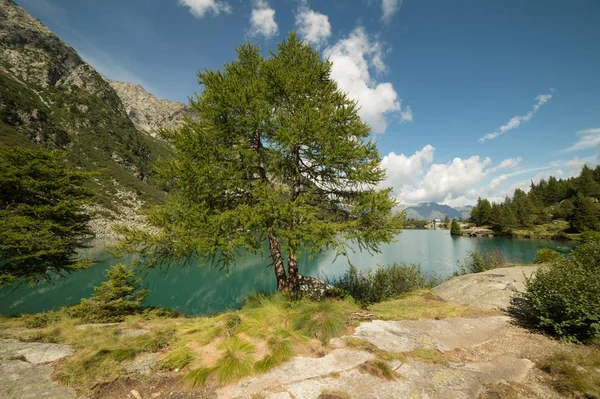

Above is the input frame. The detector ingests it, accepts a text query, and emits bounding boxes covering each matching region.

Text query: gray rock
[0,339,73,364]
[352,316,510,352]
[433,266,539,310]
[0,359,78,399]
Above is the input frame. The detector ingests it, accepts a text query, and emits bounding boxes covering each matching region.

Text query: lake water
[0,230,574,316]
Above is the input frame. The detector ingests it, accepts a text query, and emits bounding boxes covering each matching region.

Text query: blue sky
[16,0,600,206]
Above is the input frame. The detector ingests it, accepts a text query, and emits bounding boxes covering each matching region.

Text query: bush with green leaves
[519,234,600,342]
[532,248,565,264]
[450,219,462,236]
[331,263,430,307]
[67,263,149,322]
[453,248,511,276]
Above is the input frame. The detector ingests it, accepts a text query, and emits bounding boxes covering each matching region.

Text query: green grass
[540,350,600,398]
[159,347,194,371]
[293,301,349,343]
[216,337,256,384]
[183,367,216,388]
[357,359,399,380]
[369,290,499,321]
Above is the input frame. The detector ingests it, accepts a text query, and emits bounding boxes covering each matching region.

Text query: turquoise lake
[0,230,574,316]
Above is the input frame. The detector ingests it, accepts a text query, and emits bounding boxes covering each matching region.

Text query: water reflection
[0,230,574,316]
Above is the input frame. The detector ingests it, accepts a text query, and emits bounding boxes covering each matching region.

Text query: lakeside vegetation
[469,165,600,239]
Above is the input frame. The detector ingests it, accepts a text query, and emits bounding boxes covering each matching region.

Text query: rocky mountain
[108,80,193,137]
[400,202,465,221]
[456,205,474,220]
[0,0,171,229]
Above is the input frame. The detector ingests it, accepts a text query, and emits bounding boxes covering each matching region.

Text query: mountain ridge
[398,202,472,220]
[0,0,174,234]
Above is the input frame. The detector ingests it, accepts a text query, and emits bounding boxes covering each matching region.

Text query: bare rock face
[0,0,172,233]
[109,80,194,137]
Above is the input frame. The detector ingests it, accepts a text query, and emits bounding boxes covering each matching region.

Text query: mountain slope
[0,0,171,217]
[108,80,193,137]
[401,202,464,220]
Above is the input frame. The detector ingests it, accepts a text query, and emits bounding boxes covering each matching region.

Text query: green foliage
[470,165,600,236]
[115,32,403,292]
[253,335,295,372]
[533,248,565,264]
[569,193,599,232]
[0,146,93,286]
[519,234,600,341]
[159,347,194,371]
[331,263,431,307]
[450,219,462,236]
[183,367,216,388]
[216,337,256,384]
[67,263,149,322]
[453,248,511,276]
[293,300,348,343]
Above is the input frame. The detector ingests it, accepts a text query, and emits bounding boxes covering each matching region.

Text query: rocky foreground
[0,266,591,398]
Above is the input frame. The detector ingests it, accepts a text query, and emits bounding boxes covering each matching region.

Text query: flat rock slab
[433,266,539,310]
[286,356,534,399]
[0,359,78,399]
[216,349,374,398]
[0,339,74,364]
[352,316,510,352]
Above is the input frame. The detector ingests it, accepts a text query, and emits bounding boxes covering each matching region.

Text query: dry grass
[369,289,499,320]
[539,347,600,398]
[357,359,400,380]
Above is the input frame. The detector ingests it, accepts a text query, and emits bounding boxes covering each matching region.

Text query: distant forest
[470,165,600,234]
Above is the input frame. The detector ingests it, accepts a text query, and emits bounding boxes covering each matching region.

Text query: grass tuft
[253,335,295,373]
[182,367,216,388]
[294,301,348,343]
[539,350,600,398]
[159,346,194,371]
[357,359,399,380]
[216,337,256,384]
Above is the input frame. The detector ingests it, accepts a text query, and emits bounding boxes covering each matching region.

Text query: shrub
[330,263,430,307]
[453,248,510,276]
[518,235,600,342]
[450,219,462,236]
[533,248,565,264]
[67,263,149,322]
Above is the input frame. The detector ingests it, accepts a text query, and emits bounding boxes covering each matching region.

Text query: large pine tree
[0,146,93,286]
[116,33,403,292]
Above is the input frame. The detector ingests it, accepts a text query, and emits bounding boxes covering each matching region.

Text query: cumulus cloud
[295,3,331,47]
[323,27,408,133]
[564,128,600,152]
[381,145,434,189]
[489,174,508,191]
[179,0,231,18]
[400,106,413,123]
[488,157,522,173]
[381,0,402,22]
[249,0,278,39]
[479,91,553,143]
[380,145,494,206]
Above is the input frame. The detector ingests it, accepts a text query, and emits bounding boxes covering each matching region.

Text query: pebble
[131,389,142,399]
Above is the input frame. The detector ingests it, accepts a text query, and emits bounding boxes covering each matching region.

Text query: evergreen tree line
[470,165,600,233]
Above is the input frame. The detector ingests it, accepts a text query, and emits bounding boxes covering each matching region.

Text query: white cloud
[564,128,600,152]
[295,3,331,47]
[249,0,278,39]
[479,91,553,143]
[488,157,522,173]
[381,0,402,22]
[381,145,492,206]
[323,27,408,133]
[179,0,231,18]
[489,174,508,191]
[381,145,434,189]
[400,106,413,123]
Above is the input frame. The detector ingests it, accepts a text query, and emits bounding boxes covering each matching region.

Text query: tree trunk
[287,244,299,293]
[268,233,287,291]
